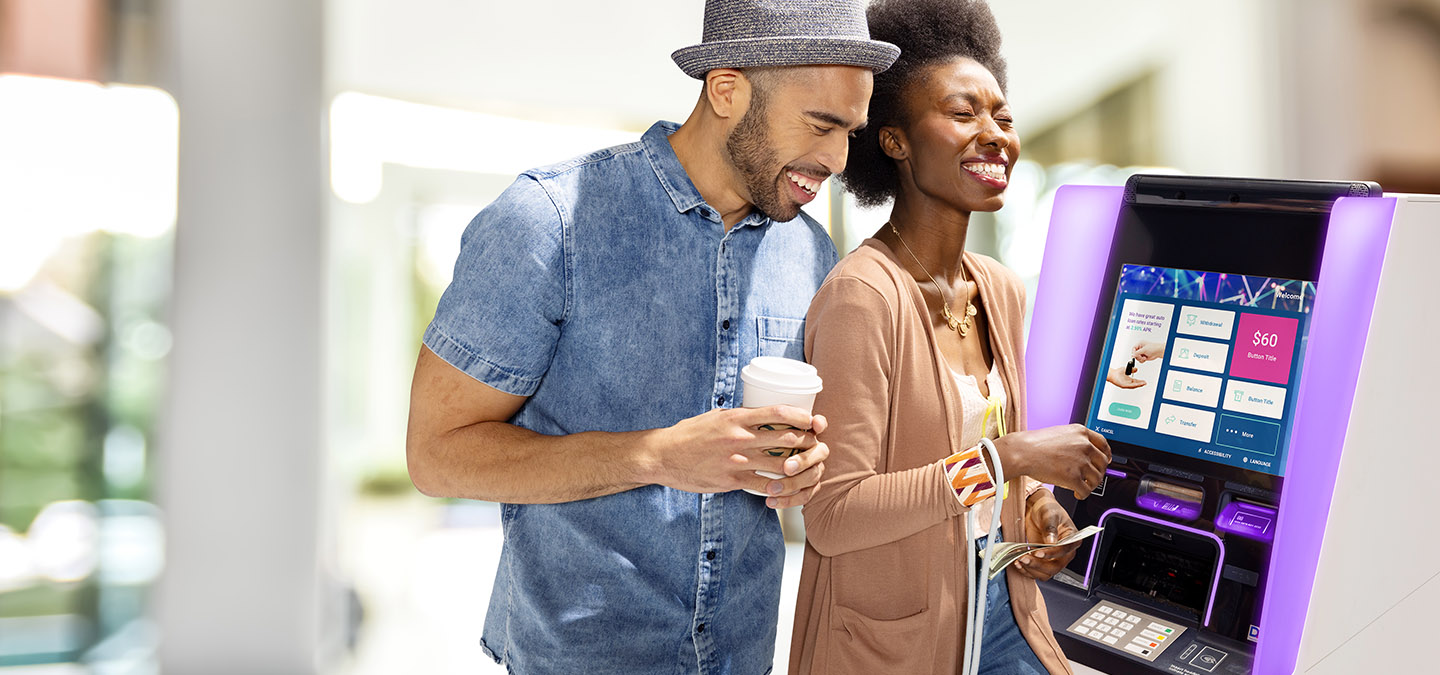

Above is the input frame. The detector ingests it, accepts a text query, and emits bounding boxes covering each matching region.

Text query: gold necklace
[887,222,977,337]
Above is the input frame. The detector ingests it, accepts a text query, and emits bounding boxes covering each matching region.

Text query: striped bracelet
[944,443,997,507]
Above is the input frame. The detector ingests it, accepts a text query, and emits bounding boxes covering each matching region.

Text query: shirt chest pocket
[756,315,806,361]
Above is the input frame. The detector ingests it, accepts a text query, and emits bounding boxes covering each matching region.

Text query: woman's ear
[879,126,908,161]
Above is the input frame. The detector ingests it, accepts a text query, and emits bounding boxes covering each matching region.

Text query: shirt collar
[641,121,772,229]
[642,121,707,215]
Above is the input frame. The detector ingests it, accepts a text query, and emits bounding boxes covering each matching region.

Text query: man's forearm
[407,421,665,504]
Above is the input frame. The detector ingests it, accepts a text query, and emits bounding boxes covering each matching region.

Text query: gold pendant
[943,302,978,337]
[943,304,973,337]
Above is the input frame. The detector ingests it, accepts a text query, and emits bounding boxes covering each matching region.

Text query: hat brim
[671,36,900,79]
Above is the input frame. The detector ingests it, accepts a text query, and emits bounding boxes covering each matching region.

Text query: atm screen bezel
[1067,178,1358,494]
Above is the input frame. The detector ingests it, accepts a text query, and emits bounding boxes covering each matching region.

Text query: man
[405,1,897,672]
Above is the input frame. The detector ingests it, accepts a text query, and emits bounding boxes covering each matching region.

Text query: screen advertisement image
[1086,265,1316,477]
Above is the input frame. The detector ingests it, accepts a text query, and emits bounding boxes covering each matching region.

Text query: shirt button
[722,319,730,330]
[716,395,725,406]
[706,550,716,561]
[696,623,706,633]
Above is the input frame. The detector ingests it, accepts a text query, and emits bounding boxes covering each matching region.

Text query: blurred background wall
[0,1,1436,673]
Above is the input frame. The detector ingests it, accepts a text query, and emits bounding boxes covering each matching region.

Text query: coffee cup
[739,356,823,496]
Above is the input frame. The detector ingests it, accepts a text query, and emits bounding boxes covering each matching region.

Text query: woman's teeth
[788,171,820,195]
[962,163,1007,181]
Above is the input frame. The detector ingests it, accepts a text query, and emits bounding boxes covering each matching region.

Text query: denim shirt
[423,121,839,675]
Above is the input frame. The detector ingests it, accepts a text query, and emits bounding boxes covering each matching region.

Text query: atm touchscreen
[1085,265,1315,478]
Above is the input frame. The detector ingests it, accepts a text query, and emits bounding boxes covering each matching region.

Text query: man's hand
[992,424,1111,500]
[1014,489,1080,581]
[1106,366,1146,389]
[651,405,830,509]
[408,347,827,506]
[1131,340,1165,363]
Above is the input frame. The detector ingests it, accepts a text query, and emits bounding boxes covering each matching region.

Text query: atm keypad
[1064,600,1185,662]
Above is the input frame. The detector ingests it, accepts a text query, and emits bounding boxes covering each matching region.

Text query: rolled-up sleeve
[422,176,567,396]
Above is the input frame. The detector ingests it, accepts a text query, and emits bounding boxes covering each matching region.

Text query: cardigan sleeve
[801,276,967,558]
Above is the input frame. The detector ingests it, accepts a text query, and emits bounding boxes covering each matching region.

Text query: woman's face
[889,57,1019,214]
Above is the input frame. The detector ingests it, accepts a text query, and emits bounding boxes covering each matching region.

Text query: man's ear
[704,69,747,120]
[879,126,909,161]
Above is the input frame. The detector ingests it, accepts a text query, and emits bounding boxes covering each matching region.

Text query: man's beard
[725,96,799,222]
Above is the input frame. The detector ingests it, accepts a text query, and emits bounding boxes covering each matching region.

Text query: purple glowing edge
[1082,508,1225,627]
[1255,197,1396,674]
[1025,185,1126,430]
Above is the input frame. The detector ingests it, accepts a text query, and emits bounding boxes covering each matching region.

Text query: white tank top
[952,360,1007,540]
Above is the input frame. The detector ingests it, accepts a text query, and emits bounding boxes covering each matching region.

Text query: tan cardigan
[789,239,1072,675]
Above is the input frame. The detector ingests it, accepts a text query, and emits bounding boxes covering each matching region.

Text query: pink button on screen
[1229,313,1298,384]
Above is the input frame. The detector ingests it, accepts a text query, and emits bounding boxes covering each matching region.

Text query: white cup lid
[741,356,823,395]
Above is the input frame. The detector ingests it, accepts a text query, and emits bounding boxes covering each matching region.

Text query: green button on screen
[1108,402,1142,419]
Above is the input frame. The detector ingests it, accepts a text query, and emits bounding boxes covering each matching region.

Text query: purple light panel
[1216,501,1277,543]
[1026,186,1125,430]
[1082,508,1225,626]
[1256,197,1395,674]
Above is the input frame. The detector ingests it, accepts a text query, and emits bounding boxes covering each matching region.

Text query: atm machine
[1026,175,1440,674]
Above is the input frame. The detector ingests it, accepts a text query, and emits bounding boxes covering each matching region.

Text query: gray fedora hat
[672,0,901,79]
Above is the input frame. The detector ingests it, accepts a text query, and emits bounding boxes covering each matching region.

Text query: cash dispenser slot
[1086,510,1224,626]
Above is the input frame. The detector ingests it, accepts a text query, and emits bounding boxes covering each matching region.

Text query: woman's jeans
[974,534,1049,675]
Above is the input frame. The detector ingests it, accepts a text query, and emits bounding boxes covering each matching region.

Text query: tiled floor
[337,499,804,675]
[336,498,1097,675]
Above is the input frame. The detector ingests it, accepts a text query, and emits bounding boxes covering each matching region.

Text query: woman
[789,1,1112,673]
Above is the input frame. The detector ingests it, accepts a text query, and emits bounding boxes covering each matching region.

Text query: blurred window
[0,74,174,671]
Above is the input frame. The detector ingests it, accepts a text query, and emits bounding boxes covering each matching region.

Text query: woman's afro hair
[841,0,1007,207]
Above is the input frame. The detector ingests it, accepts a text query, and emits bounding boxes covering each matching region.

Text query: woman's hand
[1014,489,1080,581]
[1106,367,1146,389]
[991,424,1110,499]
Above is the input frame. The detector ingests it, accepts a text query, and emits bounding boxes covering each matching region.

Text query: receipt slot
[1027,175,1440,673]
